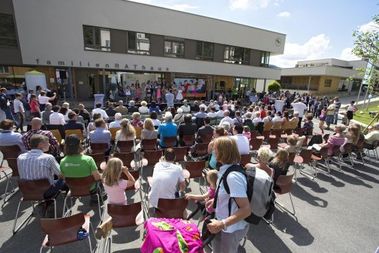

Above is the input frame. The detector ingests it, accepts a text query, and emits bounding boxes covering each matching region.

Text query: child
[185,170,218,213]
[102,157,136,205]
[319,106,327,134]
[302,114,314,136]
[243,126,251,141]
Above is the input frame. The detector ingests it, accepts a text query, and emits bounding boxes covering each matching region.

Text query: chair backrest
[164,136,177,148]
[184,160,206,178]
[288,152,296,164]
[0,145,22,159]
[117,140,135,153]
[198,133,213,144]
[289,120,298,130]
[109,127,120,141]
[90,153,106,170]
[107,202,142,228]
[282,120,292,131]
[65,176,96,197]
[50,129,63,144]
[263,121,273,131]
[271,129,282,139]
[275,173,295,194]
[18,178,51,201]
[113,152,135,168]
[144,150,163,164]
[250,130,259,139]
[299,148,312,163]
[65,129,84,141]
[135,127,142,140]
[193,143,208,156]
[46,124,65,139]
[182,135,195,146]
[40,213,86,246]
[90,143,108,154]
[342,142,354,153]
[250,137,263,151]
[268,136,279,150]
[240,154,252,167]
[141,139,158,150]
[172,147,188,162]
[156,198,188,219]
[272,121,282,130]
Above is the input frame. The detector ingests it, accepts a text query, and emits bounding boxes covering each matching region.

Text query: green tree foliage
[268,80,281,92]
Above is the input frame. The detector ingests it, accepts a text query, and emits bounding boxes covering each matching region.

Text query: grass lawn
[353,101,379,125]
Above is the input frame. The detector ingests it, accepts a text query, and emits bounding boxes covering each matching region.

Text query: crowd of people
[1,85,379,252]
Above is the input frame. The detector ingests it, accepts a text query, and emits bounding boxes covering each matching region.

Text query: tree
[267,80,281,93]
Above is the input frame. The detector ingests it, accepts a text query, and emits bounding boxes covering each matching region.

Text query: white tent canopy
[25,70,47,92]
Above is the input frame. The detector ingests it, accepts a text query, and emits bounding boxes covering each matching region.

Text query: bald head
[31,117,42,130]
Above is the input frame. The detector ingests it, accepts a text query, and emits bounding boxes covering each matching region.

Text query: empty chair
[113,152,135,167]
[198,133,213,144]
[294,148,318,180]
[107,202,142,228]
[173,146,188,162]
[117,140,135,153]
[90,153,107,170]
[49,129,63,145]
[275,173,296,217]
[14,179,57,234]
[250,137,263,152]
[39,213,93,253]
[141,139,158,151]
[190,143,208,159]
[184,160,206,179]
[271,129,282,139]
[156,198,188,219]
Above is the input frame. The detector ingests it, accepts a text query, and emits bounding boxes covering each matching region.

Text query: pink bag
[141,218,203,253]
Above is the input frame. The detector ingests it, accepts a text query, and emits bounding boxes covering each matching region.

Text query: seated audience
[230,124,250,155]
[233,111,243,125]
[114,100,128,115]
[150,111,161,127]
[103,157,136,205]
[64,111,85,132]
[243,112,254,131]
[364,123,379,145]
[269,149,290,185]
[88,113,102,133]
[109,113,123,129]
[115,119,136,143]
[173,108,185,124]
[139,101,149,114]
[149,101,161,114]
[92,103,109,120]
[252,112,262,126]
[105,102,117,119]
[22,118,60,156]
[285,134,306,154]
[196,117,214,143]
[49,105,65,125]
[158,112,177,148]
[219,110,234,127]
[243,126,251,141]
[78,103,91,125]
[141,118,158,140]
[207,106,218,118]
[149,148,186,208]
[178,114,197,145]
[207,126,227,169]
[320,124,346,155]
[246,147,273,177]
[128,100,138,113]
[131,112,143,128]
[302,114,314,135]
[0,119,26,152]
[89,118,111,148]
[272,112,283,123]
[17,134,64,199]
[41,103,53,126]
[180,100,191,114]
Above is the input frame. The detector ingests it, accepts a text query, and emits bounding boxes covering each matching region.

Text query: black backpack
[214,165,276,224]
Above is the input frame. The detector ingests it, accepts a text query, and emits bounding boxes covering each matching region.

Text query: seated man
[364,123,379,146]
[64,111,85,132]
[49,105,65,125]
[92,103,109,121]
[158,112,177,148]
[219,110,234,127]
[89,118,111,148]
[22,118,60,157]
[230,124,250,155]
[178,114,197,146]
[109,113,122,129]
[180,100,191,114]
[17,134,65,199]
[0,119,26,152]
[196,117,214,143]
[149,148,186,208]
[114,100,128,115]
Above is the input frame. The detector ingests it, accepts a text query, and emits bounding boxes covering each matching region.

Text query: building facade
[0,0,285,100]
[280,58,367,95]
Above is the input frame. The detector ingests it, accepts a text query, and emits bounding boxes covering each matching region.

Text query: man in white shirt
[291,99,307,128]
[13,93,25,132]
[272,112,283,123]
[92,103,109,121]
[275,98,285,113]
[109,113,122,129]
[180,100,191,113]
[219,111,234,127]
[38,90,56,111]
[49,105,65,125]
[230,124,250,155]
[149,148,186,208]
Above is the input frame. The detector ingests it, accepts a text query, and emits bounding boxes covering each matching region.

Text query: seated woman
[131,112,143,128]
[319,124,346,155]
[116,119,136,151]
[269,149,290,186]
[138,101,149,115]
[302,114,314,135]
[246,147,273,177]
[150,111,161,128]
[173,108,185,124]
[285,134,306,154]
[87,113,102,133]
[341,123,360,154]
[141,118,158,140]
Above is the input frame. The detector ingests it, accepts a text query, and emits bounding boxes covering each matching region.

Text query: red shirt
[260,110,267,119]
[29,100,40,112]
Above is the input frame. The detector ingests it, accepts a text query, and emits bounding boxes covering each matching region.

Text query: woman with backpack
[206,137,251,253]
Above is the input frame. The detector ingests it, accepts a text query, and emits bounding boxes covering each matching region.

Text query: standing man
[333,97,341,125]
[291,99,307,129]
[165,89,175,108]
[38,90,56,111]
[0,88,14,120]
[13,93,25,132]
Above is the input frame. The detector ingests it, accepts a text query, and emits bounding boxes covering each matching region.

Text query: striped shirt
[17,149,61,184]
[22,130,60,156]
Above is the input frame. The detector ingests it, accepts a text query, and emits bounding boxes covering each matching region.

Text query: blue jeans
[3,108,14,120]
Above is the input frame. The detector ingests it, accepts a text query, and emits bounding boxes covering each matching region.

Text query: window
[0,14,17,47]
[224,46,250,64]
[196,41,214,60]
[324,79,332,87]
[0,66,9,73]
[83,25,110,51]
[164,40,184,58]
[260,51,270,67]
[128,32,150,55]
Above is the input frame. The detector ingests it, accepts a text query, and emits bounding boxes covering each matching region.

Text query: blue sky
[130,0,378,67]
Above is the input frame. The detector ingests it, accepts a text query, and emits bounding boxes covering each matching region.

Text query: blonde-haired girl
[103,158,136,205]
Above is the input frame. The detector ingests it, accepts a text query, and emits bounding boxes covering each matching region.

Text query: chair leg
[62,195,68,217]
[275,193,296,217]
[13,198,34,234]
[96,193,102,220]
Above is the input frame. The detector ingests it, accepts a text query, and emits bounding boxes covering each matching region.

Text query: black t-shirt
[178,123,197,138]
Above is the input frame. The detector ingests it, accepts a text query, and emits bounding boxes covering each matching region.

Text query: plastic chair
[294,148,318,180]
[39,213,93,253]
[14,179,57,234]
[117,140,135,153]
[156,198,188,219]
[173,146,188,162]
[275,173,296,217]
[63,176,103,219]
[141,139,158,151]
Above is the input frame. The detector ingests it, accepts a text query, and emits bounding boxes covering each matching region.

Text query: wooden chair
[40,213,93,253]
[63,176,103,219]
[268,136,279,150]
[275,173,296,216]
[90,143,109,154]
[272,121,282,130]
[263,121,273,132]
[107,202,142,228]
[240,154,252,167]
[117,140,135,153]
[184,160,206,179]
[141,139,158,151]
[144,150,163,165]
[14,179,57,234]
[163,136,177,148]
[173,146,188,162]
[198,133,213,144]
[271,129,282,139]
[65,129,84,142]
[282,120,292,134]
[0,145,21,201]
[90,153,107,170]
[109,127,120,141]
[190,143,208,160]
[50,129,63,145]
[113,152,135,169]
[135,127,142,140]
[156,198,188,219]
[250,137,263,152]
[182,134,195,146]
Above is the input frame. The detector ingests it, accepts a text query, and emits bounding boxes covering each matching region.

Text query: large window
[164,40,184,58]
[260,51,270,67]
[196,41,214,61]
[224,46,250,64]
[83,25,110,51]
[0,14,17,47]
[128,32,150,55]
